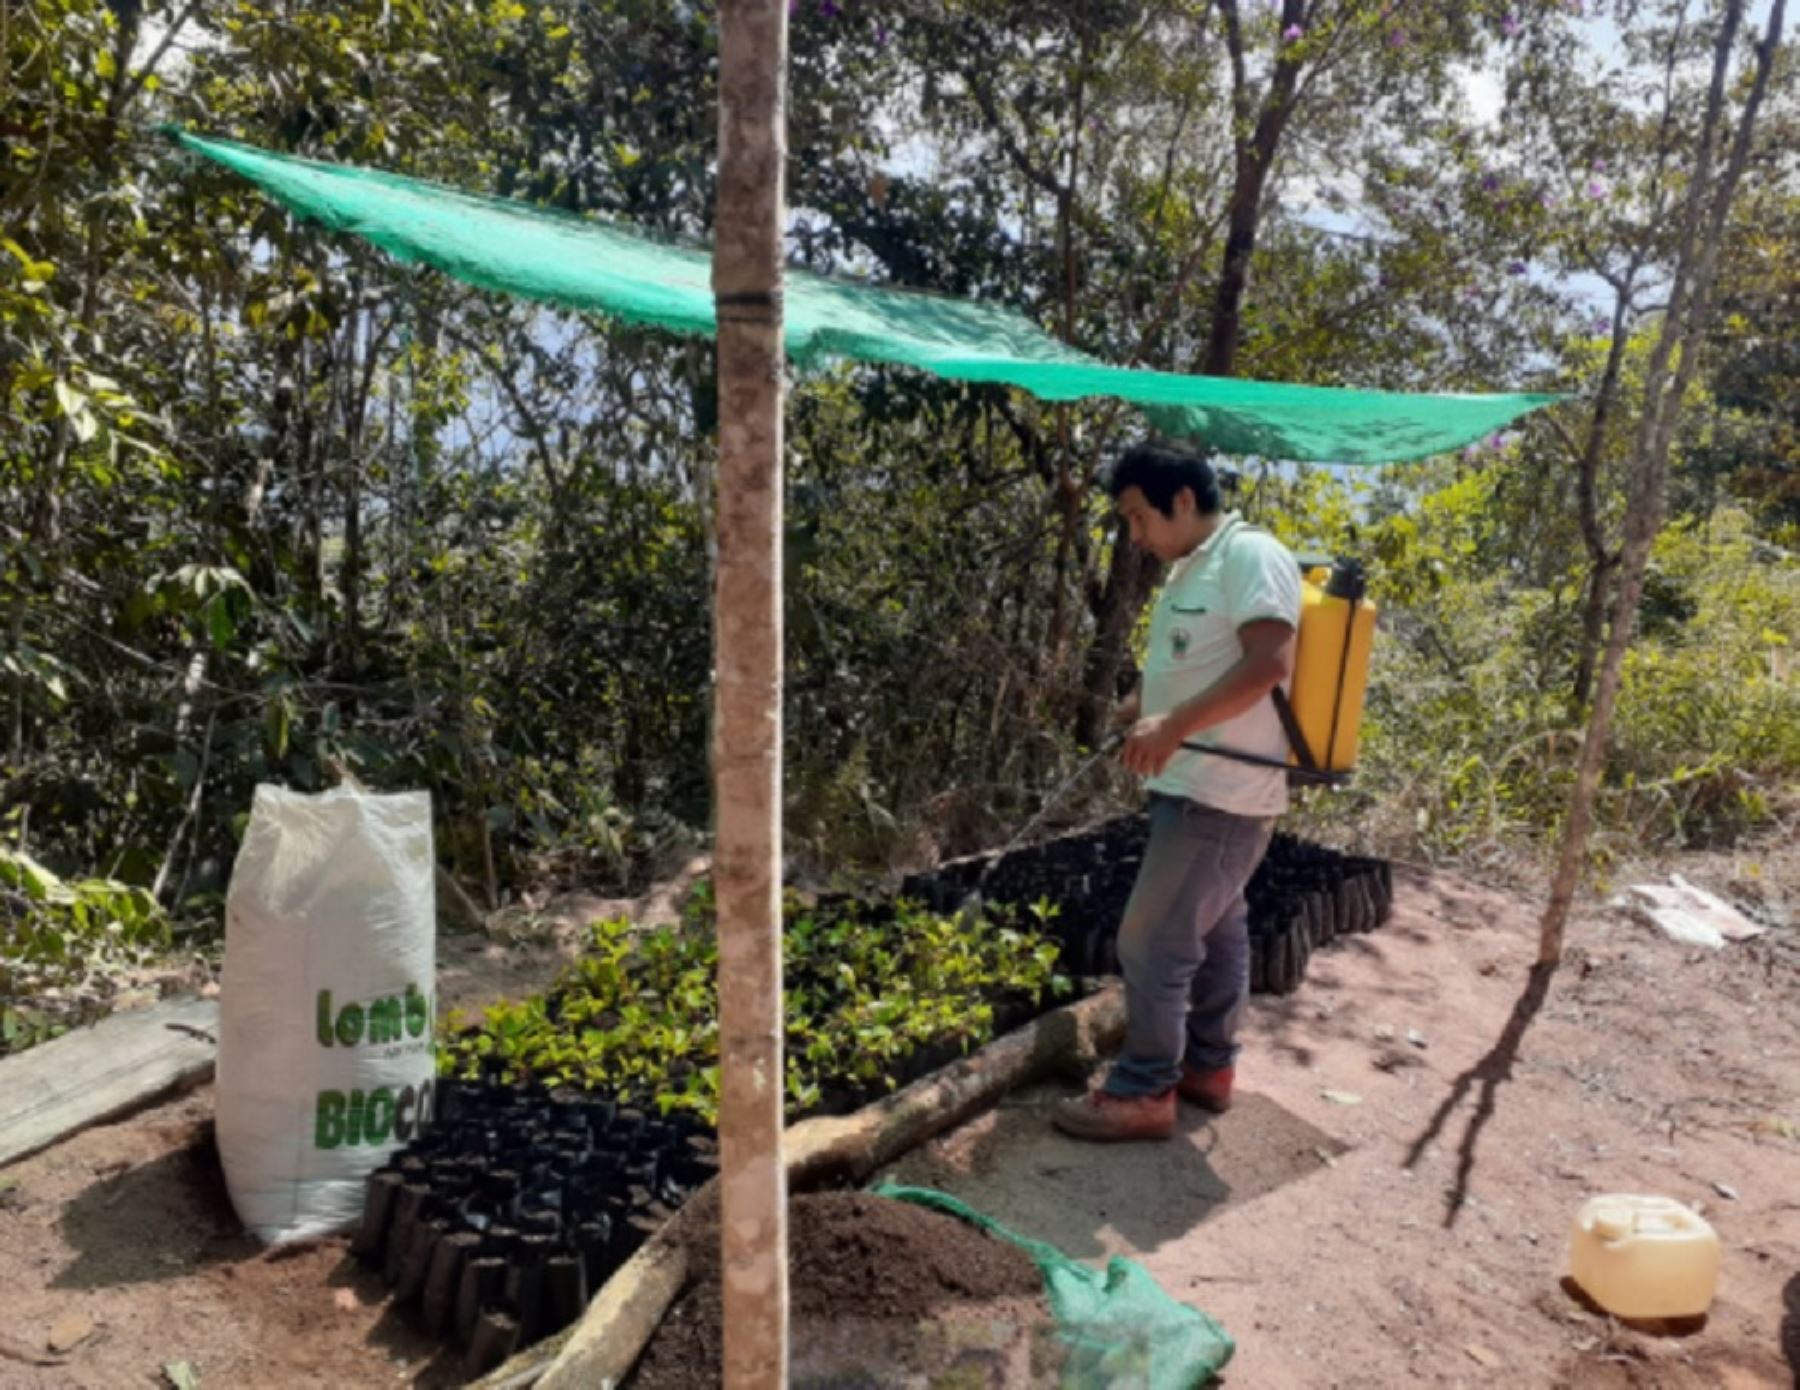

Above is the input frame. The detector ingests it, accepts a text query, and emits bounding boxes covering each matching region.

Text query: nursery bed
[904,818,1394,992]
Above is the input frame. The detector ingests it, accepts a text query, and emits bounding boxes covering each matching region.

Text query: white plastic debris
[1614,876,1764,951]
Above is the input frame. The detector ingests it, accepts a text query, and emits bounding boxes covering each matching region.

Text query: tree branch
[122,0,205,113]
[958,62,1067,202]
[1215,0,1252,144]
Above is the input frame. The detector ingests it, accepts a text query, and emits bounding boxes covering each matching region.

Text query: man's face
[1116,484,1191,562]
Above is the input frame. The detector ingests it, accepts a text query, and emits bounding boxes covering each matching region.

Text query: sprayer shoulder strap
[1270,686,1319,773]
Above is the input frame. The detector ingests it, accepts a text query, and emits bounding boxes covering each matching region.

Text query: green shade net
[168,129,1560,464]
[874,1183,1234,1390]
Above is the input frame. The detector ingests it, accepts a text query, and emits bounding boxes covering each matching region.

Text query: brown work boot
[1177,1063,1234,1113]
[1051,1087,1176,1142]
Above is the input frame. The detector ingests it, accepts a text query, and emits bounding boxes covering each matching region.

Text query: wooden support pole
[712,2,790,1386]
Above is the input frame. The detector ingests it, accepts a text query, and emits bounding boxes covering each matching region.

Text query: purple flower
[1283,23,1305,40]
[1507,260,1529,276]
[1487,432,1505,451]
[1464,444,1481,460]
[1590,158,1608,174]
[1501,13,1522,37]
[875,22,889,47]
[1540,191,1558,210]
[1587,179,1606,198]
[1591,314,1610,334]
[1388,28,1407,47]
[818,0,839,16]
[1481,173,1500,193]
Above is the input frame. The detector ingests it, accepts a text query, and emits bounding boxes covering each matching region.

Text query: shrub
[1,846,169,1054]
[1297,508,1800,856]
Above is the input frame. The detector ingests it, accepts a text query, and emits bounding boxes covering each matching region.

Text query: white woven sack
[218,784,436,1243]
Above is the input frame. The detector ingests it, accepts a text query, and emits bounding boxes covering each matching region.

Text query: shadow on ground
[1404,962,1556,1227]
[50,1121,455,1383]
[883,1085,1347,1262]
[52,1122,253,1290]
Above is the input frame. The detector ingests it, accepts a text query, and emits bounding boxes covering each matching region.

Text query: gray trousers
[1103,793,1275,1097]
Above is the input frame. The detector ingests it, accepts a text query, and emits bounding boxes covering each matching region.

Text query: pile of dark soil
[630,1191,1055,1388]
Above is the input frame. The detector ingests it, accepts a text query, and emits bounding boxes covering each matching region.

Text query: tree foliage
[2,0,1794,1019]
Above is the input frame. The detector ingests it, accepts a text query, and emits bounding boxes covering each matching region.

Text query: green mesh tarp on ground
[169,129,1560,464]
[875,1182,1234,1390]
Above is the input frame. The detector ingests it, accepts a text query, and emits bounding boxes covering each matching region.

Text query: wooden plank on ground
[0,997,218,1168]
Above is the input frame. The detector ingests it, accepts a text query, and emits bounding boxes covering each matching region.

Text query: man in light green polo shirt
[1055,444,1302,1143]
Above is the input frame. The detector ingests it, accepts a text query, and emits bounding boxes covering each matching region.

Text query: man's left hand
[1119,714,1185,777]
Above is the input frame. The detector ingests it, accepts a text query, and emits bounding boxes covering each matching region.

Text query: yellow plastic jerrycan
[1567,1195,1721,1320]
[1289,558,1377,773]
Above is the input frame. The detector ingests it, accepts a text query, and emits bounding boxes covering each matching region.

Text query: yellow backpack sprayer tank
[1174,552,1377,787]
[1286,557,1377,778]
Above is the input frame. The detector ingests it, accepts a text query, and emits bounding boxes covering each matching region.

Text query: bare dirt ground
[0,1086,457,1389]
[883,865,1800,1389]
[1,859,1795,1388]
[0,867,710,1390]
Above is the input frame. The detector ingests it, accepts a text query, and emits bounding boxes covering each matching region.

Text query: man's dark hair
[1104,444,1222,518]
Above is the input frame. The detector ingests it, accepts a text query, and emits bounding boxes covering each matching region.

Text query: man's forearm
[1165,651,1288,742]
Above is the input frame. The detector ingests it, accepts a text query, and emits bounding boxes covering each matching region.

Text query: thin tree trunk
[342,315,365,673]
[153,417,281,908]
[1202,0,1303,378]
[712,2,789,1385]
[1043,3,1089,682]
[1203,162,1273,379]
[1074,536,1160,747]
[1567,281,1637,710]
[6,600,22,768]
[1540,0,1783,964]
[296,335,324,620]
[337,305,390,673]
[1570,555,1614,710]
[1071,0,1300,741]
